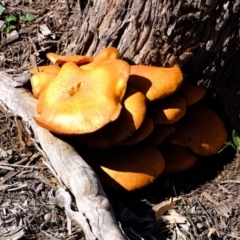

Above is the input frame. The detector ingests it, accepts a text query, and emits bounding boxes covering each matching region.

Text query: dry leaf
[153,197,177,221]
[0,147,8,158]
[160,209,187,224]
[40,24,51,36]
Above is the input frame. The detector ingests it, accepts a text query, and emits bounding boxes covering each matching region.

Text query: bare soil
[0,1,240,239]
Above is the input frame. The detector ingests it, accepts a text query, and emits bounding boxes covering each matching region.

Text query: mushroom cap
[168,104,227,156]
[80,47,119,71]
[148,95,186,124]
[35,59,130,135]
[94,46,119,62]
[46,52,93,65]
[178,83,206,105]
[75,87,147,148]
[119,116,154,146]
[30,71,58,99]
[149,124,176,146]
[160,144,197,173]
[29,65,61,75]
[86,144,166,191]
[128,65,183,101]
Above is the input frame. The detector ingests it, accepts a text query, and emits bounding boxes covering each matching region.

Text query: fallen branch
[0,73,127,240]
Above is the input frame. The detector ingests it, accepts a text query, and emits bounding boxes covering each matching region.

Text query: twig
[225,234,240,239]
[0,170,22,185]
[17,171,57,189]
[28,36,39,56]
[187,217,198,238]
[0,165,14,171]
[195,198,214,227]
[27,152,43,165]
[217,184,236,195]
[14,117,26,150]
[0,162,41,169]
[29,54,38,72]
[7,183,28,192]
[29,207,42,224]
[0,189,6,205]
[220,180,240,184]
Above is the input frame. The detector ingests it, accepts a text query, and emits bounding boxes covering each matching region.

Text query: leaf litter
[0,0,240,239]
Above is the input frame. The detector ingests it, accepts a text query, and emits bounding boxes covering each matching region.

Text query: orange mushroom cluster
[29,47,228,191]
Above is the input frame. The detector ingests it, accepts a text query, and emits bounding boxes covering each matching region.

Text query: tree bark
[61,0,240,129]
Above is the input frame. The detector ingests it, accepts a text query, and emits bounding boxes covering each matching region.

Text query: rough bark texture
[61,0,240,129]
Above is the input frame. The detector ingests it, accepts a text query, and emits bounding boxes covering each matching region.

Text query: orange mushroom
[75,87,147,148]
[149,124,176,146]
[160,144,197,173]
[178,83,206,105]
[35,59,130,135]
[30,71,58,99]
[80,47,119,70]
[86,144,166,191]
[168,104,227,156]
[148,95,186,124]
[119,116,154,146]
[128,65,183,101]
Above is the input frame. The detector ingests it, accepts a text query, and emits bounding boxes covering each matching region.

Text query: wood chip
[0,30,19,47]
[40,24,52,36]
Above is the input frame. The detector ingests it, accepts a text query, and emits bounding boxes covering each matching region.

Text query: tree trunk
[61,0,240,129]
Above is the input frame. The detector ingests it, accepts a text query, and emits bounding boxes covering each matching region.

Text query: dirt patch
[0,1,240,239]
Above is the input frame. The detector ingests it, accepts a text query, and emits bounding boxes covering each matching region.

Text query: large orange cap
[148,95,186,124]
[168,104,227,156]
[86,144,166,191]
[128,65,183,101]
[46,52,93,65]
[30,71,58,99]
[160,144,197,173]
[75,87,147,148]
[35,59,130,135]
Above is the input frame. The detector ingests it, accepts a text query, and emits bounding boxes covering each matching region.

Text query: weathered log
[61,0,240,129]
[0,73,127,240]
